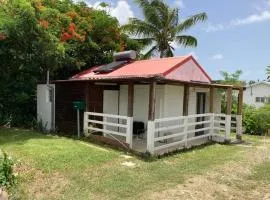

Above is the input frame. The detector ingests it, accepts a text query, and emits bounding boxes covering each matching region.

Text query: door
[195,92,206,136]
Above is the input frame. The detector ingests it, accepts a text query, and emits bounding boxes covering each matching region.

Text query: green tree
[122,0,207,58]
[0,0,143,127]
[266,65,270,80]
[219,70,244,86]
[218,70,243,114]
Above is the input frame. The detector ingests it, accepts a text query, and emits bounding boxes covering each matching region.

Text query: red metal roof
[70,56,212,83]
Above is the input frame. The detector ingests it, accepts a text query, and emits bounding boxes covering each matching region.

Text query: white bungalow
[37,51,244,155]
[244,81,270,107]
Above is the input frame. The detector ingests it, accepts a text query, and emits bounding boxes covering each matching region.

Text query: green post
[72,101,85,138]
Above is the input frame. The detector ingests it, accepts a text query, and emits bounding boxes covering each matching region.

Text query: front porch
[83,81,244,155]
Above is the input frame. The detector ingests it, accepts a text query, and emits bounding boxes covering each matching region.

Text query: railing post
[83,112,88,135]
[147,121,155,154]
[126,117,133,148]
[183,117,188,147]
[210,113,215,137]
[103,116,107,137]
[225,115,231,142]
[236,115,242,140]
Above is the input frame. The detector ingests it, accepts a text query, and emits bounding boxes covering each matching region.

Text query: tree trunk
[160,50,166,58]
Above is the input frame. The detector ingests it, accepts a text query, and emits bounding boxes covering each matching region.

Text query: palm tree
[122,0,207,58]
[266,65,270,80]
[219,70,243,86]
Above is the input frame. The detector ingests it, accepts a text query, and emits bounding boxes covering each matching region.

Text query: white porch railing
[83,112,242,154]
[83,112,133,148]
[147,113,242,154]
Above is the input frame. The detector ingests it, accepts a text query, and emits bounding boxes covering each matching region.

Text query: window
[255,97,267,103]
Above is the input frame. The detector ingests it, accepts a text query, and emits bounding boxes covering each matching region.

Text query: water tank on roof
[113,50,136,61]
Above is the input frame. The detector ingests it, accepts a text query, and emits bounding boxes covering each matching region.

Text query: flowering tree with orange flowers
[0,0,144,127]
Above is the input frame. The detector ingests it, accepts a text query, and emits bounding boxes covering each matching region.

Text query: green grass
[249,161,270,183]
[0,128,268,199]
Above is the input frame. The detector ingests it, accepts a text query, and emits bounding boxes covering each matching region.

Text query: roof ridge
[247,81,270,87]
[133,55,190,63]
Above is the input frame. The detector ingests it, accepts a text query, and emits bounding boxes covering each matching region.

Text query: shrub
[0,151,16,187]
[243,104,270,135]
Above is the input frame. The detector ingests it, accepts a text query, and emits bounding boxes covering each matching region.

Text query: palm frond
[143,45,158,59]
[134,0,163,29]
[151,0,170,27]
[173,12,207,33]
[122,18,159,38]
[134,0,150,8]
[170,8,179,28]
[134,38,154,46]
[266,65,270,80]
[175,35,197,47]
[128,0,207,58]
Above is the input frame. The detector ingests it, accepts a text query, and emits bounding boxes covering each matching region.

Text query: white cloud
[174,0,184,8]
[252,0,270,11]
[231,11,270,26]
[74,0,134,25]
[205,10,270,33]
[205,24,225,33]
[111,0,134,25]
[210,54,224,60]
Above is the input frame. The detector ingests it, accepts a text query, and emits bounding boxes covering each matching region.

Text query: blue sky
[80,0,270,81]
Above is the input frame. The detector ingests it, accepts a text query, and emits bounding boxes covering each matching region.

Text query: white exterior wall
[116,84,221,120]
[244,83,270,107]
[103,90,119,115]
[37,84,55,131]
[104,84,222,139]
[118,84,165,126]
[119,85,128,116]
[163,85,183,117]
[103,90,119,132]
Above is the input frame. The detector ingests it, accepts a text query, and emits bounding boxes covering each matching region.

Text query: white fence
[147,113,242,154]
[84,112,242,154]
[83,112,133,147]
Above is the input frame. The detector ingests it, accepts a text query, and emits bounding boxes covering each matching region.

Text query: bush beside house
[243,103,270,135]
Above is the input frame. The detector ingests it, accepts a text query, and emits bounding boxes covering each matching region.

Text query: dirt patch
[121,161,136,168]
[149,176,270,200]
[27,171,69,200]
[14,163,69,200]
[148,138,270,200]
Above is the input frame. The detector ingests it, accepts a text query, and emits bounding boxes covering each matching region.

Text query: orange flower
[60,32,73,42]
[68,23,76,34]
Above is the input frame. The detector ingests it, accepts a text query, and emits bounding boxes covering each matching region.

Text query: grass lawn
[1,128,270,200]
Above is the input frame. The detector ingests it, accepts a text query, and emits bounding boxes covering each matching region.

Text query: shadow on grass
[0,127,50,145]
[81,135,219,162]
[0,127,85,148]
